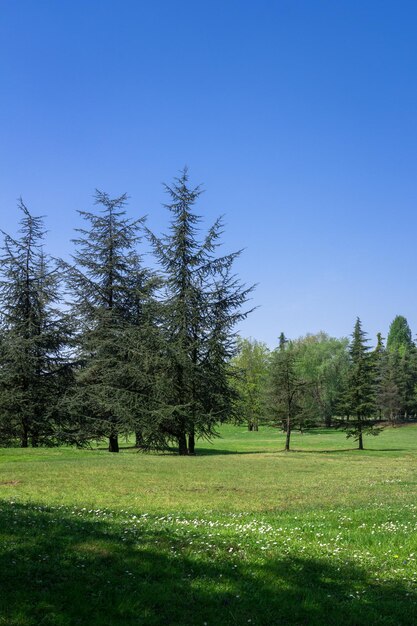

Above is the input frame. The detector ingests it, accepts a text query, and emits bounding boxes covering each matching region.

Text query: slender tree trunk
[109,433,119,453]
[188,430,195,455]
[248,422,253,431]
[253,422,259,432]
[21,420,29,448]
[285,409,291,451]
[135,431,145,449]
[358,416,363,450]
[178,432,188,455]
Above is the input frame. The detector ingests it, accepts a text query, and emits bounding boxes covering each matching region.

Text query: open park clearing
[1,425,416,625]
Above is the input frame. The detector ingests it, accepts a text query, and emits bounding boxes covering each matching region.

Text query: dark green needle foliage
[376,352,401,424]
[148,169,253,454]
[344,318,380,449]
[61,191,160,452]
[268,336,310,451]
[0,200,71,447]
[383,317,417,420]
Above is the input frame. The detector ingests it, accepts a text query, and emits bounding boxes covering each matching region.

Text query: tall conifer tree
[0,201,70,446]
[148,169,252,454]
[345,318,379,449]
[268,337,308,451]
[62,191,158,452]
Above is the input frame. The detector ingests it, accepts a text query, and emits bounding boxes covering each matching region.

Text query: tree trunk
[248,422,253,431]
[135,431,145,449]
[285,410,291,451]
[109,433,119,453]
[358,417,363,450]
[178,432,188,455]
[188,430,195,455]
[253,422,259,431]
[21,421,28,448]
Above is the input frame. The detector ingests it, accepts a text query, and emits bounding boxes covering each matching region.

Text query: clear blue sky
[1,0,417,347]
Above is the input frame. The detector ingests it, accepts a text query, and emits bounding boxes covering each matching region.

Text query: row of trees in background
[0,170,252,454]
[1,169,415,454]
[232,315,417,450]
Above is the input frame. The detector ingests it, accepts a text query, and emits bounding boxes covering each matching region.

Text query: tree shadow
[0,502,416,625]
[92,443,408,456]
[288,447,407,454]
[191,447,267,456]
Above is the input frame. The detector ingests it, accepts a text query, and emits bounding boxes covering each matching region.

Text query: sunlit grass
[0,424,416,624]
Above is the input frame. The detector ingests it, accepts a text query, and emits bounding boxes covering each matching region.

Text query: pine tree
[0,200,70,447]
[61,191,158,452]
[344,318,379,450]
[373,332,386,421]
[376,351,401,424]
[148,169,253,454]
[268,336,310,451]
[394,347,417,420]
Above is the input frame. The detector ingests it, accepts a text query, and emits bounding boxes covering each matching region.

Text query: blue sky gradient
[1,1,417,347]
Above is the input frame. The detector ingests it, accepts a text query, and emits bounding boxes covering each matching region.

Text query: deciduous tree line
[232,315,417,450]
[0,170,253,454]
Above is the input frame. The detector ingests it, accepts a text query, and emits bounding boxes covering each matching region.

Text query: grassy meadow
[1,424,417,625]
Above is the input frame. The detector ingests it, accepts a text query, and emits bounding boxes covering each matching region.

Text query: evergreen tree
[148,169,253,454]
[268,336,310,451]
[344,318,379,449]
[394,347,417,420]
[376,351,401,424]
[61,191,158,452]
[0,200,70,447]
[373,332,386,421]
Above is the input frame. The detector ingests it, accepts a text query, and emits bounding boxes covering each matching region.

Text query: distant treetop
[386,315,413,355]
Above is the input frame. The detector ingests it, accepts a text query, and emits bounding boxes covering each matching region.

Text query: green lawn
[1,425,417,625]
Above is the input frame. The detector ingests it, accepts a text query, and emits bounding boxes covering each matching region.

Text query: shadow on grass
[286,447,408,454]
[94,445,408,456]
[94,445,270,456]
[189,447,268,456]
[0,502,416,626]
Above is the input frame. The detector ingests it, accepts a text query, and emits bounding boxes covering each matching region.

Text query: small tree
[268,336,310,451]
[344,318,379,450]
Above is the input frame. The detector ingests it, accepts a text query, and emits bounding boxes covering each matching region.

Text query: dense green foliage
[233,323,417,450]
[59,191,160,452]
[387,315,413,355]
[0,174,253,454]
[231,338,270,431]
[1,180,417,454]
[342,318,379,449]
[0,201,70,447]
[147,170,252,454]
